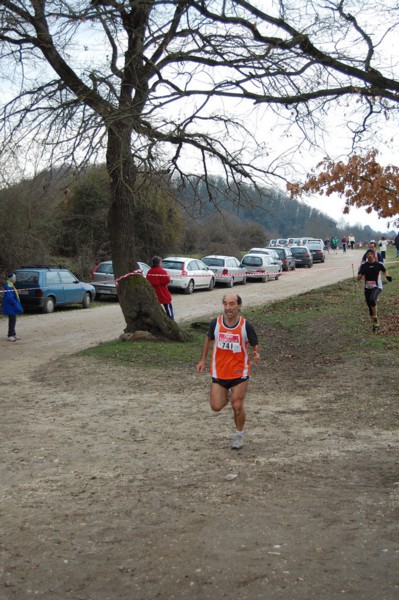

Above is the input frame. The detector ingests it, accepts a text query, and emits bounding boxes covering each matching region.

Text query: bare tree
[0,1,398,338]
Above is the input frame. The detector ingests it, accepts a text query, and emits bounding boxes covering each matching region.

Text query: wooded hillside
[0,168,387,278]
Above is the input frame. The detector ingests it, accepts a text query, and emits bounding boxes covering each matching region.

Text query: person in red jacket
[146,256,174,319]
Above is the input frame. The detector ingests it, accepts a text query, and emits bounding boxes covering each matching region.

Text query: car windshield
[273,248,284,258]
[162,261,184,270]
[202,258,224,267]
[96,262,113,274]
[15,270,39,284]
[242,256,262,266]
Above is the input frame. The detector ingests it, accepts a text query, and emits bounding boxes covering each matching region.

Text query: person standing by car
[195,293,260,449]
[348,233,355,250]
[146,256,174,319]
[2,273,24,341]
[357,250,392,333]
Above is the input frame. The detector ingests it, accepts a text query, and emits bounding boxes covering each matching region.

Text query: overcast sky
[303,194,394,233]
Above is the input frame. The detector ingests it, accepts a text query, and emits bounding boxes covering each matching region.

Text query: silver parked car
[91,260,150,298]
[241,253,280,282]
[162,257,215,294]
[201,255,247,287]
[248,247,283,269]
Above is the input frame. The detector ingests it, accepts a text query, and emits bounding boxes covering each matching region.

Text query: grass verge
[81,257,399,369]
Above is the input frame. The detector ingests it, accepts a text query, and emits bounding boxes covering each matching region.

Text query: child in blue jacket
[2,273,24,341]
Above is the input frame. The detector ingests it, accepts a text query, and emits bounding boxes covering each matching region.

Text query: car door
[185,260,201,287]
[193,259,212,288]
[229,257,244,282]
[287,250,295,269]
[267,250,282,268]
[59,269,83,303]
[44,270,64,303]
[264,256,278,276]
[93,262,115,284]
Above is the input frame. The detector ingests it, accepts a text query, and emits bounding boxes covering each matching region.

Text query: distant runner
[357,250,392,333]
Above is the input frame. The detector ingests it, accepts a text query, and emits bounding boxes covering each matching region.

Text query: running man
[357,249,392,333]
[196,293,260,449]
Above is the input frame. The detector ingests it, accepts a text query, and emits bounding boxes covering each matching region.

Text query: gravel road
[2,248,398,600]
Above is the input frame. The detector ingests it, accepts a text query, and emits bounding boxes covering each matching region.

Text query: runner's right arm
[196,335,213,372]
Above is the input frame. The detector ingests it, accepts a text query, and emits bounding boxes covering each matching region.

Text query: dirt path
[1,250,398,600]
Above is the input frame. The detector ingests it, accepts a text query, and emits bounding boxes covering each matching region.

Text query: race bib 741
[217,332,241,353]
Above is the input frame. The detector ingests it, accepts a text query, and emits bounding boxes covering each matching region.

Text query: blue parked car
[14,266,96,313]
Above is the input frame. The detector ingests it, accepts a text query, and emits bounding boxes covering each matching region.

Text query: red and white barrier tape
[2,261,396,294]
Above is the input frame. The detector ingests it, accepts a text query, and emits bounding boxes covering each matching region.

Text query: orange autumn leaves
[288,149,399,218]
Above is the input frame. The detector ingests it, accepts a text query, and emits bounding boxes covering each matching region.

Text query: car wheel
[208,277,215,291]
[240,276,247,285]
[82,292,91,308]
[43,297,55,314]
[275,274,280,280]
[261,274,269,283]
[226,277,234,288]
[184,279,195,294]
[307,264,312,268]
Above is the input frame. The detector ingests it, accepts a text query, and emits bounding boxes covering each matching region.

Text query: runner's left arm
[246,321,260,364]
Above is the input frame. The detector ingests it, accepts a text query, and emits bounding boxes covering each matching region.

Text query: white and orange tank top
[210,316,250,379]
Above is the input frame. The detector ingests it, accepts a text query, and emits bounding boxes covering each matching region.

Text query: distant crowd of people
[324,233,398,256]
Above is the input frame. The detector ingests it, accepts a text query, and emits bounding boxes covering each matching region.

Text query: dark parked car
[91,260,150,298]
[291,246,313,268]
[268,247,296,271]
[14,266,96,313]
[307,242,326,263]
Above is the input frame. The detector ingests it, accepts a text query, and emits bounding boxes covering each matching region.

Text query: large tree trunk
[106,124,186,341]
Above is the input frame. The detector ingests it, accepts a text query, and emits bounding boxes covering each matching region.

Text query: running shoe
[7,336,17,342]
[231,432,243,450]
[373,318,380,334]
